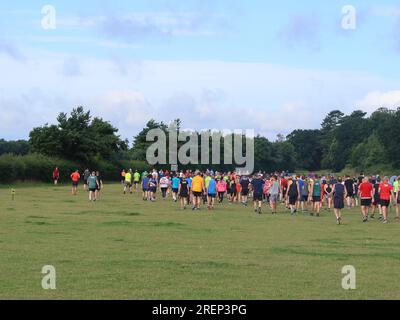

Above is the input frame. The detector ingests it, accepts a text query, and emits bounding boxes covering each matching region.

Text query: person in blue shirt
[171,174,181,202]
[142,175,150,201]
[251,173,264,214]
[207,175,217,210]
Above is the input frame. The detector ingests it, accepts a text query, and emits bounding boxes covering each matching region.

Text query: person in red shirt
[280,177,288,203]
[358,177,374,222]
[71,170,81,195]
[53,167,59,185]
[379,177,393,224]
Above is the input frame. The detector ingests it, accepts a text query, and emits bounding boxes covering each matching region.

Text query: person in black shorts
[251,174,264,214]
[178,176,190,210]
[344,176,354,208]
[240,175,250,206]
[95,171,103,200]
[371,178,381,219]
[286,176,299,215]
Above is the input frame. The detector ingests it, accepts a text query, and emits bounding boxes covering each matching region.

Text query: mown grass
[1,183,400,300]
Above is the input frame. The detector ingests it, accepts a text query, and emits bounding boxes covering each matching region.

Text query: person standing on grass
[171,174,180,202]
[299,176,309,212]
[269,175,280,215]
[310,175,322,217]
[333,177,346,225]
[358,176,374,222]
[396,178,400,220]
[240,175,250,206]
[133,170,141,191]
[286,176,300,215]
[53,167,59,185]
[371,177,382,219]
[159,175,170,199]
[83,168,90,191]
[178,175,190,210]
[95,171,103,200]
[148,174,158,202]
[191,171,205,211]
[87,171,99,202]
[344,176,354,208]
[70,170,80,196]
[324,182,333,211]
[123,169,133,194]
[379,177,394,224]
[207,175,217,210]
[251,174,264,214]
[141,174,150,200]
[120,169,126,184]
[216,177,227,203]
[393,176,399,218]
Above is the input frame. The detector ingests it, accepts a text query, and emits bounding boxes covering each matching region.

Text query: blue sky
[1,0,400,142]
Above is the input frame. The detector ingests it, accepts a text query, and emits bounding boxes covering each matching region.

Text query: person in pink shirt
[217,178,227,203]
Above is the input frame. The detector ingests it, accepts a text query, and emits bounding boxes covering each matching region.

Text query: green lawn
[1,183,400,300]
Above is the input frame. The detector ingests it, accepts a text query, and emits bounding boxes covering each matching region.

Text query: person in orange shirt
[121,169,126,184]
[191,171,205,211]
[71,170,81,195]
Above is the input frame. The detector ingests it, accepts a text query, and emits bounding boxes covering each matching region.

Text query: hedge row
[0,153,151,183]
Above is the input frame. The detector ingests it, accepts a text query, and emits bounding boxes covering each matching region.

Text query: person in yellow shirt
[124,169,133,194]
[191,171,205,210]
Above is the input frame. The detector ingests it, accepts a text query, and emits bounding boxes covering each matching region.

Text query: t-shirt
[251,178,264,194]
[344,179,353,192]
[208,179,217,195]
[159,177,169,188]
[133,172,140,182]
[142,177,149,189]
[180,179,189,193]
[192,176,204,193]
[393,180,399,193]
[125,173,132,183]
[187,177,192,188]
[172,177,180,189]
[379,183,393,201]
[71,172,80,182]
[312,181,321,197]
[270,181,280,195]
[359,182,373,199]
[240,177,250,191]
[204,176,212,188]
[87,175,98,189]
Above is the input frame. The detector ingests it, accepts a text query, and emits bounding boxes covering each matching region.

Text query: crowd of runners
[61,167,400,225]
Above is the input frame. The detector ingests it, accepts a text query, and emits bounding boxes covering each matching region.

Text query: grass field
[1,183,400,300]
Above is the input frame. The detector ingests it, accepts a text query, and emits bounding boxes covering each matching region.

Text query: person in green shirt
[394,177,399,219]
[124,169,133,194]
[204,174,212,189]
[133,170,141,191]
[87,171,99,202]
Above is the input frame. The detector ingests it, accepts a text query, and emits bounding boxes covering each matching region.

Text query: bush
[0,153,79,183]
[0,154,152,183]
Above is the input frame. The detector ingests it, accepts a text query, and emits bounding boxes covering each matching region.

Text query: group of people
[120,168,400,224]
[57,166,400,224]
[69,169,103,201]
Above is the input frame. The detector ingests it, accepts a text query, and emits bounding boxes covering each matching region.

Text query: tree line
[0,106,399,182]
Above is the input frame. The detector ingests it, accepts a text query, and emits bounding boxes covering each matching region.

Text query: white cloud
[356,90,400,111]
[1,49,399,141]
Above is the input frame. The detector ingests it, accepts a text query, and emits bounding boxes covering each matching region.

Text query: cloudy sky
[1,0,400,143]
